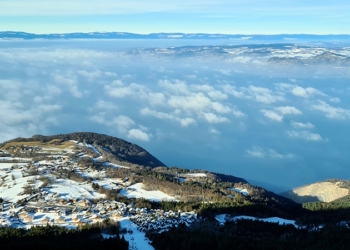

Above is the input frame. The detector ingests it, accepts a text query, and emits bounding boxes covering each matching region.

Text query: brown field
[293,182,349,202]
[2,140,76,150]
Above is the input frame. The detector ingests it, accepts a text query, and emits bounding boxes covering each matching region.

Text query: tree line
[0,224,128,250]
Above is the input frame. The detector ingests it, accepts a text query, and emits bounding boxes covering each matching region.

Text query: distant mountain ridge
[1,31,350,41]
[268,51,350,66]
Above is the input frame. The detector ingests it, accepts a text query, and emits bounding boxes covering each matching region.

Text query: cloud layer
[1,40,349,192]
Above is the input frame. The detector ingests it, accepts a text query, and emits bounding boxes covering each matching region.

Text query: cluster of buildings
[0,143,199,235]
[0,195,198,234]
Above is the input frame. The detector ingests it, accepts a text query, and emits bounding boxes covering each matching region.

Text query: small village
[0,193,198,233]
[0,142,199,245]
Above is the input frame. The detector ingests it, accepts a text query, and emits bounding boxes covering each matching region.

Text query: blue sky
[1,1,350,34]
[1,40,350,192]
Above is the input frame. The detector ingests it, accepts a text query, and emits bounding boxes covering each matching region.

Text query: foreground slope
[0,132,316,250]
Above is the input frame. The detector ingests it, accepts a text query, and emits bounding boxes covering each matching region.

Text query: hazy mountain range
[1,31,350,41]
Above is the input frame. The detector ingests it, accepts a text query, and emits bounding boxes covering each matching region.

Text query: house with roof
[55,216,65,224]
[110,213,122,221]
[41,217,50,224]
[22,214,33,223]
[10,203,20,209]
[92,215,102,223]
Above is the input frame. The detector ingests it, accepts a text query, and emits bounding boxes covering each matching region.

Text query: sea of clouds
[1,40,349,192]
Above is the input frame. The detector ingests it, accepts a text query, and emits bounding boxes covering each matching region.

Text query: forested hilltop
[0,132,166,168]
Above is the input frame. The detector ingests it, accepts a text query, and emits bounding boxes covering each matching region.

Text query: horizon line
[1,31,350,36]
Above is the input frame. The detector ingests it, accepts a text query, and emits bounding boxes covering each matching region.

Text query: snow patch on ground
[0,162,28,169]
[215,214,298,227]
[184,173,207,177]
[120,183,176,202]
[102,162,129,169]
[230,187,249,196]
[0,157,32,162]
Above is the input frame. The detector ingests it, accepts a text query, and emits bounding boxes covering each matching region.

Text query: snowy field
[119,183,176,202]
[48,179,105,200]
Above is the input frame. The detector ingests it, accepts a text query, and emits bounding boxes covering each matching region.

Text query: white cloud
[292,86,324,98]
[111,80,123,86]
[209,128,220,134]
[246,146,265,158]
[33,96,43,103]
[70,85,83,98]
[127,128,151,141]
[167,93,232,115]
[232,109,246,118]
[275,106,302,115]
[91,114,135,133]
[90,112,153,140]
[291,121,314,129]
[93,100,119,111]
[140,108,175,121]
[53,71,83,98]
[329,97,341,103]
[179,118,196,127]
[111,115,135,132]
[222,84,284,104]
[140,107,196,127]
[287,130,324,141]
[36,104,62,113]
[247,86,285,104]
[246,146,295,159]
[191,84,227,100]
[261,109,283,122]
[230,56,252,64]
[211,102,231,114]
[268,149,295,159]
[201,112,229,124]
[277,83,325,99]
[105,72,118,77]
[78,70,101,81]
[46,85,62,96]
[261,106,302,122]
[191,84,214,92]
[312,100,350,119]
[207,90,228,100]
[105,82,147,98]
[222,84,246,98]
[159,79,189,95]
[148,92,166,106]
